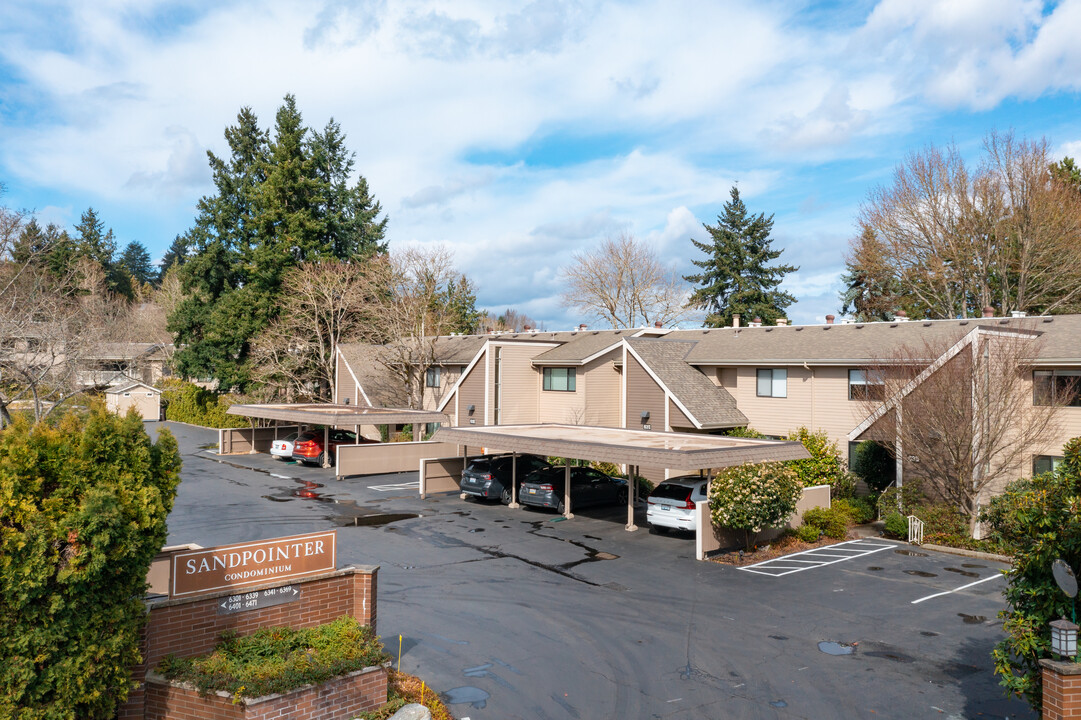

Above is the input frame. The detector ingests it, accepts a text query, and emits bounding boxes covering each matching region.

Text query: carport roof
[432,423,810,468]
[227,403,448,426]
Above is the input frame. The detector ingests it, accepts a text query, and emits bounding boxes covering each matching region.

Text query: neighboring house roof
[531,330,628,364]
[626,338,748,429]
[89,342,170,360]
[335,343,407,407]
[675,315,1081,365]
[106,380,160,394]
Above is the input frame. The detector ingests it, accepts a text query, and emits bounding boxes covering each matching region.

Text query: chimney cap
[825,314,835,325]
[982,306,995,318]
[654,320,663,328]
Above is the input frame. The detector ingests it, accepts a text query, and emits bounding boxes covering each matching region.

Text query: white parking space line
[740,539,897,577]
[369,481,421,492]
[910,573,1006,604]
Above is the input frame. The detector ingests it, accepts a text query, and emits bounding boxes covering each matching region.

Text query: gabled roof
[626,338,747,429]
[335,343,407,407]
[106,380,160,394]
[90,342,170,360]
[531,330,627,364]
[675,315,1081,365]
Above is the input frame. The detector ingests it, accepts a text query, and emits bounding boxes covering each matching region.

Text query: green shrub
[157,616,386,701]
[883,512,909,539]
[876,480,924,518]
[590,460,622,476]
[723,426,767,439]
[0,406,182,718]
[785,426,846,493]
[802,506,849,539]
[912,503,967,536]
[849,440,895,493]
[832,497,875,525]
[160,379,245,428]
[797,523,821,543]
[709,461,802,548]
[830,472,858,499]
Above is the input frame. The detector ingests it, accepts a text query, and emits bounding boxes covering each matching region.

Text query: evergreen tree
[73,207,115,269]
[157,234,188,281]
[838,227,909,321]
[684,186,798,327]
[118,240,155,286]
[440,275,482,334]
[312,119,388,258]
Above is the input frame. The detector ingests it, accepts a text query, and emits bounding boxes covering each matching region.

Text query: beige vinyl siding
[492,345,542,424]
[716,367,737,389]
[625,354,665,431]
[583,349,622,427]
[812,367,876,449]
[335,354,357,404]
[537,368,586,424]
[457,356,486,426]
[1023,370,1081,479]
[422,364,462,410]
[668,398,694,430]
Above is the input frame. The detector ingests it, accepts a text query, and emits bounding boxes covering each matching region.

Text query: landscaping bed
[710,532,858,566]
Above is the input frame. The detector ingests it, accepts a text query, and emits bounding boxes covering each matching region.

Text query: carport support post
[563,464,573,519]
[248,418,257,454]
[625,462,637,532]
[413,423,422,442]
[509,453,520,508]
[322,425,330,468]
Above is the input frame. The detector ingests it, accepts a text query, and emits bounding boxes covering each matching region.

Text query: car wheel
[616,488,628,505]
[500,487,512,505]
[557,500,565,514]
[316,452,326,467]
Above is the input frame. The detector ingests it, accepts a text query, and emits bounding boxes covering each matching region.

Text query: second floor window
[849,369,885,401]
[1034,370,1081,406]
[756,368,787,398]
[1034,455,1065,475]
[543,367,576,392]
[425,366,441,388]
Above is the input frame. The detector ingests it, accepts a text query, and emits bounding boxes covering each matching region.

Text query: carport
[432,424,809,532]
[226,403,449,468]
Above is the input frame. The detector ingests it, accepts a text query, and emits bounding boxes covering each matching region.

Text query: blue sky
[2,0,1080,328]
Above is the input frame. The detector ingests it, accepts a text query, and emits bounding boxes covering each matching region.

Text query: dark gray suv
[460,454,550,504]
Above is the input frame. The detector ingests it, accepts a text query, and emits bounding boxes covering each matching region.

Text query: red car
[291,429,358,466]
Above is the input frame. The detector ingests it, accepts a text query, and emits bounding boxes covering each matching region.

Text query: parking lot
[159,422,1033,719]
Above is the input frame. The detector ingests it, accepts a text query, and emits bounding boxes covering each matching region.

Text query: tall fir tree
[118,240,155,287]
[312,118,388,258]
[157,234,188,282]
[685,186,798,327]
[73,207,115,269]
[168,95,388,391]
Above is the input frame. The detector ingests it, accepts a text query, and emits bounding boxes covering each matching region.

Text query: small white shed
[105,381,162,421]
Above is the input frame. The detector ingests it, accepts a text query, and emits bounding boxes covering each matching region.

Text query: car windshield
[466,458,493,472]
[296,432,319,442]
[650,484,694,501]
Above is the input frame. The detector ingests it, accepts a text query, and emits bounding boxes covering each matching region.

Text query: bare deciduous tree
[858,326,1066,534]
[479,308,541,333]
[855,131,1081,318]
[561,233,693,328]
[249,261,371,402]
[354,246,474,408]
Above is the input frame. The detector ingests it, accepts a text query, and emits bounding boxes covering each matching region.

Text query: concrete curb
[921,543,1013,565]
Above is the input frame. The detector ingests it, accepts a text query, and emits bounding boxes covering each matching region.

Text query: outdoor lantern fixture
[640,411,650,422]
[467,404,475,416]
[1051,618,1079,659]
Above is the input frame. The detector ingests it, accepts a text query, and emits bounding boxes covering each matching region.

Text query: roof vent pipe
[750,317,763,328]
[776,318,787,326]
[578,324,588,331]
[732,313,740,328]
[1010,310,1027,318]
[825,314,835,325]
[895,310,909,322]
[654,320,663,329]
[982,307,995,318]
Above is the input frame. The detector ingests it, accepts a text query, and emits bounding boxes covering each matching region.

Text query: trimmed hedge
[160,379,245,429]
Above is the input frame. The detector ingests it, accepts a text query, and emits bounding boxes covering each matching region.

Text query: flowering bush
[708,461,802,548]
[785,426,847,493]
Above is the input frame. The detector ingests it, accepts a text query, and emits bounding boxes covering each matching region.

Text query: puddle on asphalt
[895,549,929,557]
[769,700,788,708]
[442,686,489,709]
[818,641,855,656]
[467,528,485,533]
[904,570,937,578]
[962,563,987,569]
[333,513,419,528]
[584,535,602,541]
[769,635,789,641]
[921,631,940,637]
[944,567,980,578]
[958,613,987,625]
[865,650,915,663]
[198,443,219,451]
[867,566,883,571]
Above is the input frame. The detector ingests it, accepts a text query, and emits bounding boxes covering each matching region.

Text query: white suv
[646,476,709,533]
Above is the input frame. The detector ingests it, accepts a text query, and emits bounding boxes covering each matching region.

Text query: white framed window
[425,366,441,388]
[756,368,787,398]
[543,367,576,392]
[1034,455,1064,475]
[848,369,885,401]
[1034,370,1081,407]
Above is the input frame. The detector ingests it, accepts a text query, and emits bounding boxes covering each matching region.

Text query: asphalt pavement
[154,422,1034,720]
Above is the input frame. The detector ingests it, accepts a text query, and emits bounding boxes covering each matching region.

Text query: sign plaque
[217,585,301,615]
[170,531,336,598]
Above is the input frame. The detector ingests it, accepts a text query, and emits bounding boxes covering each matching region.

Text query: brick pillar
[1041,658,1081,719]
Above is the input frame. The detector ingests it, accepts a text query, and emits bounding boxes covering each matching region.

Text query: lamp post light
[1051,618,1079,660]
